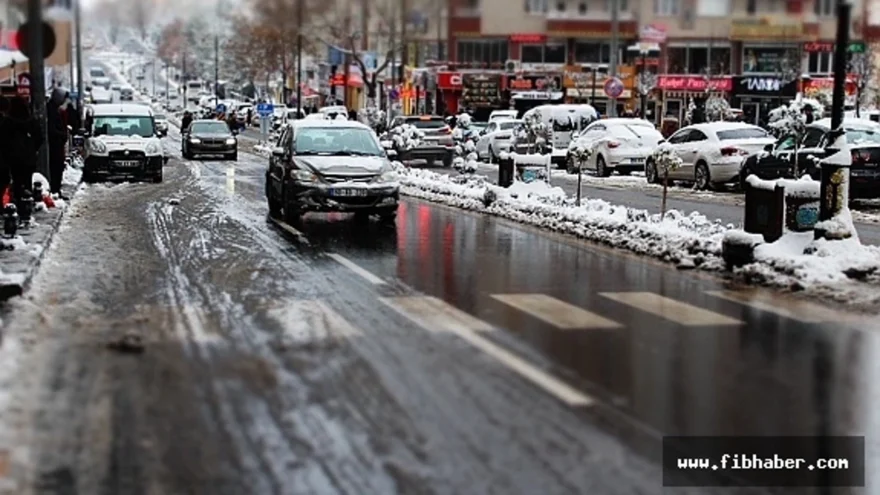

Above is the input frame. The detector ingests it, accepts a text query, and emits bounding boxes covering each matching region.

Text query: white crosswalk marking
[380,296,593,407]
[705,290,861,324]
[599,292,743,326]
[491,294,622,329]
[265,299,361,344]
[328,253,386,285]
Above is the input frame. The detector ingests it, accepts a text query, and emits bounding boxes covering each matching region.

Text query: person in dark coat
[46,87,69,198]
[181,110,193,131]
[2,97,41,208]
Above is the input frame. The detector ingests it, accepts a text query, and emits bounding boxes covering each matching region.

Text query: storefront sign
[510,33,546,43]
[437,72,462,90]
[803,77,857,95]
[730,18,803,40]
[507,74,562,92]
[461,73,502,108]
[804,41,866,53]
[639,24,667,43]
[742,46,798,73]
[657,75,732,92]
[732,76,798,97]
[741,77,781,92]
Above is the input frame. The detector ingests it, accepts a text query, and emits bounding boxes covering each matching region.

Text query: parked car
[154,113,169,137]
[489,109,518,122]
[119,85,135,101]
[647,122,774,189]
[265,120,399,223]
[475,119,521,163]
[566,118,663,176]
[511,104,598,165]
[82,103,165,183]
[739,117,880,198]
[90,86,113,104]
[388,115,455,167]
[181,120,238,160]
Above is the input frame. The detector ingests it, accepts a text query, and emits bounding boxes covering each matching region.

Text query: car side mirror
[271,146,285,157]
[764,143,774,151]
[386,149,397,158]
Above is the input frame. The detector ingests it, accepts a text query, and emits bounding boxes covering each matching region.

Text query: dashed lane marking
[705,290,866,324]
[265,299,361,343]
[379,296,593,407]
[599,292,743,327]
[491,293,622,330]
[328,253,386,285]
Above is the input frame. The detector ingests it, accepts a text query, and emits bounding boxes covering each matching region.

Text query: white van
[520,104,598,165]
[83,104,166,183]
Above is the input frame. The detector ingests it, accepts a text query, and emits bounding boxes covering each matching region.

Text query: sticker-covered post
[815,0,854,240]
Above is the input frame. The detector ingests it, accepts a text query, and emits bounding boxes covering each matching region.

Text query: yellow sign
[730,18,803,40]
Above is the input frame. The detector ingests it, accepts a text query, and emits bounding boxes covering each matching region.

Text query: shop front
[801,75,858,109]
[506,72,564,115]
[656,75,732,124]
[731,76,798,126]
[459,72,504,121]
[436,71,463,115]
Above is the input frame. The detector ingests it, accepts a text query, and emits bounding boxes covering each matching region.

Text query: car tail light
[607,140,620,148]
[441,126,452,134]
[852,150,867,164]
[721,146,748,156]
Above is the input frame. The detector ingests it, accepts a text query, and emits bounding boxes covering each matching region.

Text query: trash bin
[499,156,514,188]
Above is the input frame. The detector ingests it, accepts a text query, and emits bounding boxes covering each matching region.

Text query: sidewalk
[0,167,83,301]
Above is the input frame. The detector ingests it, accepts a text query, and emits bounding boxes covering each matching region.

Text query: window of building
[556,1,565,11]
[574,42,611,64]
[521,43,567,63]
[815,0,834,16]
[747,0,756,14]
[525,0,548,13]
[695,0,728,16]
[578,2,587,13]
[605,0,629,10]
[655,0,679,15]
[664,45,730,74]
[456,40,509,65]
[808,52,833,73]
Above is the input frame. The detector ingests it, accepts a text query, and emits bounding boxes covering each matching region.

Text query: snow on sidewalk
[397,167,880,303]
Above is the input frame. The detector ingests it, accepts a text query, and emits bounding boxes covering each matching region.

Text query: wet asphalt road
[0,121,874,494]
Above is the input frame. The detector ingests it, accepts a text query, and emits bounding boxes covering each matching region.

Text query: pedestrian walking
[47,88,69,199]
[1,97,41,209]
[181,110,193,131]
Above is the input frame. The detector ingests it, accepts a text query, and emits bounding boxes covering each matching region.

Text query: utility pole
[165,64,169,108]
[75,0,84,122]
[27,0,50,180]
[182,50,187,107]
[296,0,302,116]
[214,34,219,106]
[815,0,854,241]
[608,0,619,117]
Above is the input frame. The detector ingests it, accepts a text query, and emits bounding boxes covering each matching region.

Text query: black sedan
[181,120,238,160]
[265,120,399,223]
[739,117,880,199]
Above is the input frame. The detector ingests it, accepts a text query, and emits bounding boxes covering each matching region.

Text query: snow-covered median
[398,167,880,302]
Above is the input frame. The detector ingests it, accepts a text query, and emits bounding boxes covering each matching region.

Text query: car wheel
[152,171,163,183]
[282,186,301,224]
[645,160,659,184]
[267,181,282,216]
[596,155,610,177]
[695,162,712,190]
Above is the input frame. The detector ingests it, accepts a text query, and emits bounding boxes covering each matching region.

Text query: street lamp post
[296,0,303,117]
[164,63,169,108]
[815,0,854,241]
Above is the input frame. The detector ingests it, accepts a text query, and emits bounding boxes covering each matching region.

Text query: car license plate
[330,188,368,197]
[114,160,140,167]
[630,157,645,163]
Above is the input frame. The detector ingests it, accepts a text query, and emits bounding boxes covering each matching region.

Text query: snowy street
[0,126,876,492]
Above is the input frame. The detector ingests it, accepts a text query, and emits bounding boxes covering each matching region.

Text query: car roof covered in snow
[91,103,154,117]
[594,118,654,126]
[292,119,370,131]
[810,117,880,130]
[685,121,762,133]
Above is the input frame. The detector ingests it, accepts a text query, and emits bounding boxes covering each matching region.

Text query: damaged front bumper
[289,182,400,212]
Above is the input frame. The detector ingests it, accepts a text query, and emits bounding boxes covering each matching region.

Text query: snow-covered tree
[384,124,425,152]
[637,71,657,100]
[651,142,684,219]
[517,109,551,154]
[848,49,875,117]
[569,141,593,171]
[358,106,386,132]
[768,98,824,177]
[684,97,696,125]
[705,96,734,122]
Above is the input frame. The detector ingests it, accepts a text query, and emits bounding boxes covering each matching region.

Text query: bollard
[499,156,514,188]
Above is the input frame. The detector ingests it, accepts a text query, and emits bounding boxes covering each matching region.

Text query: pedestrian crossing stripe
[599,292,743,327]
[379,296,593,407]
[704,290,868,325]
[491,294,622,329]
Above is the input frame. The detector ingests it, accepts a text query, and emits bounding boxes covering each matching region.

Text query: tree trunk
[661,170,669,219]
[365,73,378,100]
[856,87,862,118]
[793,142,800,178]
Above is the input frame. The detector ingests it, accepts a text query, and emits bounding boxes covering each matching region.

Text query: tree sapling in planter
[768,98,824,178]
[569,141,593,205]
[651,142,684,219]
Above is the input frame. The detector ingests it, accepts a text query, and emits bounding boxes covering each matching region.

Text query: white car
[83,103,166,183]
[90,87,113,104]
[567,118,662,176]
[489,109,518,122]
[475,119,521,162]
[648,122,774,189]
[319,106,349,119]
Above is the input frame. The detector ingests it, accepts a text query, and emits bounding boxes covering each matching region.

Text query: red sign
[16,73,30,97]
[509,33,546,43]
[437,71,462,90]
[804,42,834,52]
[657,75,732,92]
[804,77,857,95]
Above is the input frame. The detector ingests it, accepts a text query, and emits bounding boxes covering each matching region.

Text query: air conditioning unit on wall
[505,60,521,72]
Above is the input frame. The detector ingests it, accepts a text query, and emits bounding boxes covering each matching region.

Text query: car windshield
[407,119,446,129]
[92,116,155,137]
[154,115,166,120]
[716,128,768,140]
[90,69,105,78]
[846,128,880,144]
[191,122,230,133]
[294,127,383,156]
[499,121,519,131]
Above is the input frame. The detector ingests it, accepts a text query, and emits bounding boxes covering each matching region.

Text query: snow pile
[383,124,425,151]
[252,143,272,157]
[397,167,729,268]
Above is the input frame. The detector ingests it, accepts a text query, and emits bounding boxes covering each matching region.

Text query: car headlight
[374,171,397,183]
[290,169,318,182]
[145,141,161,155]
[88,140,107,154]
[225,138,236,145]
[190,137,201,143]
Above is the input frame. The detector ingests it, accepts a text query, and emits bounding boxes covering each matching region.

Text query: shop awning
[664,90,728,99]
[512,90,564,100]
